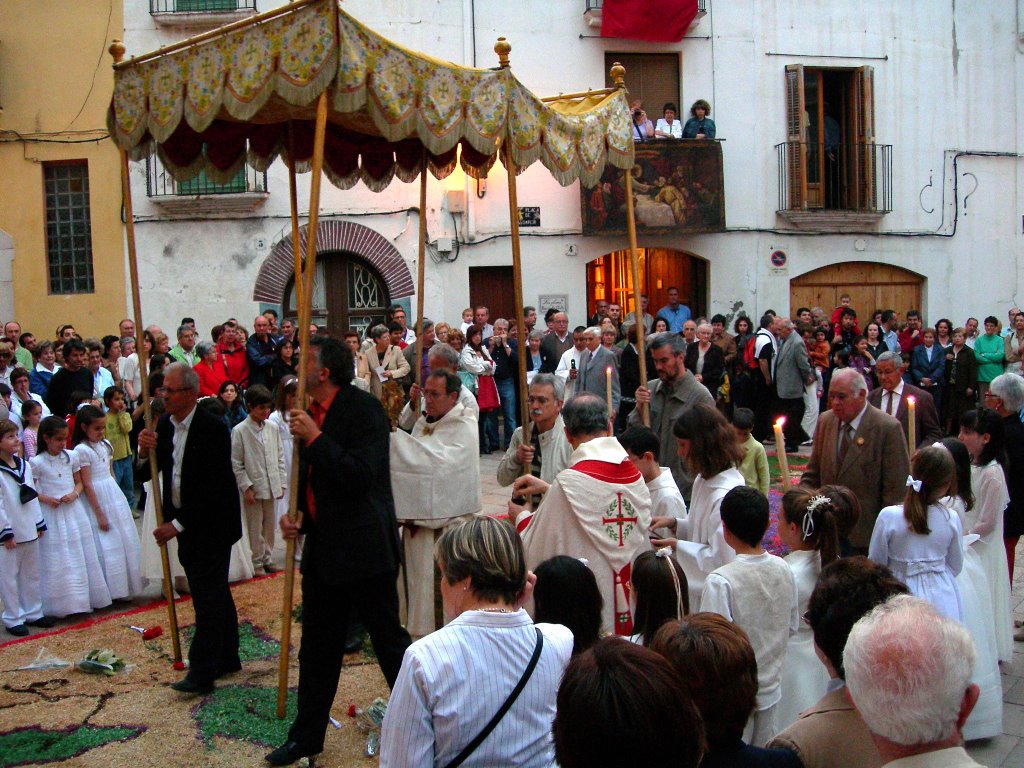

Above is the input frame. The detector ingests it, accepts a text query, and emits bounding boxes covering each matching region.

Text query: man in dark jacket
[44,339,92,417]
[247,315,279,388]
[267,337,411,766]
[140,362,242,695]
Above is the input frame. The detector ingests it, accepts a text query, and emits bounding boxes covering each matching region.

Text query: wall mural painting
[581,141,725,236]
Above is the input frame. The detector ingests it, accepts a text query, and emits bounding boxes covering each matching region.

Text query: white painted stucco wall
[121,0,1023,333]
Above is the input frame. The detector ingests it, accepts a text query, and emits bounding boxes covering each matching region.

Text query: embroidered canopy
[108,0,634,191]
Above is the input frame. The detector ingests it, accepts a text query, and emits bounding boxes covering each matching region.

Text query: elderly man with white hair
[843,595,982,767]
[801,367,909,552]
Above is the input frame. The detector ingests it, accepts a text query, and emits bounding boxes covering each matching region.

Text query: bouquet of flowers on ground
[77,649,126,676]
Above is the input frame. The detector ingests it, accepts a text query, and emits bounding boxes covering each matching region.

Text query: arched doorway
[284,252,391,338]
[790,262,924,320]
[586,248,708,323]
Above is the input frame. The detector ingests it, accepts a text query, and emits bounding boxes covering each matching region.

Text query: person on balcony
[655,103,683,140]
[682,99,716,140]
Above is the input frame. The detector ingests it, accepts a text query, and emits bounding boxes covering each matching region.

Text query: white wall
[123,0,1023,332]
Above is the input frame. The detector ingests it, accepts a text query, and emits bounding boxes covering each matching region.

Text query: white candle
[774,417,790,489]
[907,396,916,455]
[606,366,614,430]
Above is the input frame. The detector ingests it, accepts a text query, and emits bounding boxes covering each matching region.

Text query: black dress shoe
[169,677,214,695]
[266,741,319,766]
[26,616,55,628]
[6,624,28,637]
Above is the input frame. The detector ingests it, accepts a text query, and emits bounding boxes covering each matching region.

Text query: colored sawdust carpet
[0,574,389,767]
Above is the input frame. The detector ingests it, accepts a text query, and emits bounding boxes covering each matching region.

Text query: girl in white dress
[775,488,838,730]
[937,436,1002,739]
[627,547,689,646]
[31,417,112,616]
[72,406,142,600]
[868,446,963,622]
[959,408,1014,662]
[269,377,297,531]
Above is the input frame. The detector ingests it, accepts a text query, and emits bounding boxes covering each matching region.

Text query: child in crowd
[0,384,19,432]
[31,416,111,618]
[231,385,285,575]
[269,377,298,544]
[532,555,603,657]
[775,488,839,728]
[0,419,50,636]
[959,408,1013,661]
[621,426,687,536]
[818,483,861,557]
[459,307,473,333]
[73,405,142,600]
[732,408,769,496]
[104,386,134,510]
[809,328,831,371]
[701,485,798,747]
[628,548,689,648]
[868,445,963,622]
[20,400,42,459]
[64,390,91,447]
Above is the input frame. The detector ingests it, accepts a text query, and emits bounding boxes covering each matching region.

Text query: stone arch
[253,220,414,305]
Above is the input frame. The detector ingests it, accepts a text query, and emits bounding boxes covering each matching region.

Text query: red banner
[600,0,698,43]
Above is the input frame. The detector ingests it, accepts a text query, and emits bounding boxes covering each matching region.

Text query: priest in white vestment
[390,370,481,638]
[397,343,478,432]
[497,373,573,512]
[514,393,651,636]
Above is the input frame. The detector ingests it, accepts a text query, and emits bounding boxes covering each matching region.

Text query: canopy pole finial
[109,39,126,64]
[610,62,626,89]
[494,37,511,68]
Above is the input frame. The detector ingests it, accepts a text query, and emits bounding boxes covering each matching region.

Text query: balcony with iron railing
[584,0,707,26]
[145,153,269,216]
[775,141,892,229]
[150,0,257,28]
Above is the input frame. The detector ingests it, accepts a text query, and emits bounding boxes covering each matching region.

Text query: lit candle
[606,366,614,430]
[774,417,790,488]
[906,396,916,454]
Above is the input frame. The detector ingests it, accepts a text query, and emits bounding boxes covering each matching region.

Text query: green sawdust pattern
[0,724,145,767]
[182,620,280,661]
[194,685,297,748]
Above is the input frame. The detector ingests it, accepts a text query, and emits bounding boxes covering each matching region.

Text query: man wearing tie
[800,367,909,552]
[141,363,242,695]
[574,326,620,420]
[868,352,942,449]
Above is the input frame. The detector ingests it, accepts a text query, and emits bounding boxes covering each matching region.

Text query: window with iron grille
[44,162,95,295]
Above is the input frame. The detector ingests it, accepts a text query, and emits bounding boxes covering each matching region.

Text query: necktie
[886,392,895,415]
[837,423,853,467]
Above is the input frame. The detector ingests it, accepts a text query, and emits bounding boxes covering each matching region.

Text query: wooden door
[469,266,515,324]
[585,248,707,325]
[790,262,924,323]
[285,252,390,337]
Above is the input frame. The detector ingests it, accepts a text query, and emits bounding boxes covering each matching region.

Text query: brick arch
[253,220,414,304]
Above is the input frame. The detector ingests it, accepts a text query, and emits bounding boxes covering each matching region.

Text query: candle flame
[606,366,613,374]
[906,396,916,405]
[775,417,786,427]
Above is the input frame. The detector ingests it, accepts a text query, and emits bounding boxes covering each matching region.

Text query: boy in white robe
[620,425,687,540]
[390,371,480,638]
[702,486,799,747]
[514,394,651,636]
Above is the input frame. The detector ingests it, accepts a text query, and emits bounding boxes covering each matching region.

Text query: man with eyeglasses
[800,367,909,553]
[390,369,480,639]
[0,340,15,389]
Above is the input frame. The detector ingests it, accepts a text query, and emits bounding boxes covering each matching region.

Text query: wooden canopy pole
[495,38,533,464]
[277,89,329,719]
[414,151,428,390]
[109,39,181,664]
[611,62,649,426]
[287,125,304,314]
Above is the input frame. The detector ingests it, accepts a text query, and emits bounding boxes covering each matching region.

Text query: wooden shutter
[852,65,875,210]
[605,53,680,116]
[784,64,806,210]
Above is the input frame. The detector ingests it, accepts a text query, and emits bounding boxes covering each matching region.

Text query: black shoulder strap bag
[443,627,544,768]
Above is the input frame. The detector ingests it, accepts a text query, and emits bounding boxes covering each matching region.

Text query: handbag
[443,627,544,768]
[475,374,501,411]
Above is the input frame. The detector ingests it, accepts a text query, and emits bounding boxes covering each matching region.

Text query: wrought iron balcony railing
[146,153,267,197]
[775,141,892,214]
[150,0,256,14]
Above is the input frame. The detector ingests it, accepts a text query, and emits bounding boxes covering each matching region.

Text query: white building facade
[123,0,1024,334]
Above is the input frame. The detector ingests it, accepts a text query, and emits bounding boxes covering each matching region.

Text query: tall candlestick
[606,366,614,431]
[906,396,916,455]
[774,417,790,489]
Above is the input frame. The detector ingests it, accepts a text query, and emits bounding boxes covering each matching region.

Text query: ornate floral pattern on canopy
[108,0,634,191]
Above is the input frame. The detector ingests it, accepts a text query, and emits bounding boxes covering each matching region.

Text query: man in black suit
[140,362,242,695]
[868,351,942,449]
[267,337,411,766]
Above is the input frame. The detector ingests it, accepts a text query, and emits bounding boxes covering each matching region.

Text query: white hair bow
[655,546,673,559]
[906,475,923,492]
